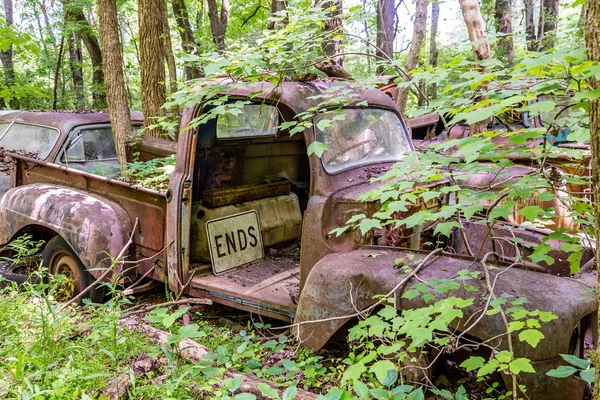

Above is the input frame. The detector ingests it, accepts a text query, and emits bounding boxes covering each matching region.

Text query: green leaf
[560,354,591,369]
[546,365,578,378]
[519,329,545,348]
[257,383,280,399]
[406,388,425,400]
[509,358,535,374]
[382,369,399,388]
[508,321,525,333]
[282,385,297,400]
[359,218,382,235]
[369,360,397,385]
[341,362,367,384]
[234,394,257,400]
[460,356,485,372]
[433,221,461,237]
[518,206,545,222]
[527,100,556,115]
[307,141,328,157]
[580,368,595,384]
[353,381,370,398]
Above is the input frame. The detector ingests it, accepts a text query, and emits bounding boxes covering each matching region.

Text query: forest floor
[0,280,496,399]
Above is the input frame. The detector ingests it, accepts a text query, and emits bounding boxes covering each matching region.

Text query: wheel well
[9,225,60,246]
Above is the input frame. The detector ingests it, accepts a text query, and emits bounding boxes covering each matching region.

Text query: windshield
[0,123,60,159]
[314,109,412,174]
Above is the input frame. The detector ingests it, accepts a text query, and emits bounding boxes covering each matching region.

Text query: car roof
[0,110,144,134]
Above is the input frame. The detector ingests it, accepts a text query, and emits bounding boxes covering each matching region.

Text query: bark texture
[64,4,106,107]
[0,0,18,108]
[376,0,396,74]
[396,0,427,113]
[206,0,230,52]
[98,0,132,169]
[267,0,288,30]
[494,0,514,66]
[538,0,559,51]
[524,0,536,51]
[171,0,201,79]
[319,0,344,66]
[585,0,600,392]
[159,0,178,97]
[67,34,85,109]
[139,0,167,136]
[429,1,440,98]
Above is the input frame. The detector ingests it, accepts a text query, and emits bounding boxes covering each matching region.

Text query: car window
[0,122,10,137]
[64,128,117,162]
[315,109,412,174]
[0,123,60,159]
[217,104,278,139]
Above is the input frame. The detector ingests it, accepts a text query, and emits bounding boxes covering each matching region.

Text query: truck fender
[0,183,133,279]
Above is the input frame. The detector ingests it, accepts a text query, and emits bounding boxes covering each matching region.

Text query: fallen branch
[314,59,353,79]
[120,297,213,319]
[121,317,319,399]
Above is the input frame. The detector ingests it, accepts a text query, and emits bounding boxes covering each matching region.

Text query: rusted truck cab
[0,81,596,399]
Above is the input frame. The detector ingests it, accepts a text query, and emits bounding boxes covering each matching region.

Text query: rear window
[217,104,278,139]
[0,123,60,159]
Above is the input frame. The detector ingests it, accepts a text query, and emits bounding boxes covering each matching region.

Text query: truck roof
[194,79,399,114]
[0,110,145,134]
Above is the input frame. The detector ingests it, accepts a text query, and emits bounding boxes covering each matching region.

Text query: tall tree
[523,0,536,51]
[98,0,132,169]
[64,3,106,108]
[171,0,200,79]
[537,0,559,51]
[585,0,600,392]
[495,0,514,66]
[376,0,396,74]
[429,1,440,98]
[267,0,288,30]
[159,0,177,98]
[396,0,427,113]
[139,0,167,136]
[319,0,344,66]
[207,0,230,52]
[67,33,85,109]
[0,0,18,109]
[459,0,491,135]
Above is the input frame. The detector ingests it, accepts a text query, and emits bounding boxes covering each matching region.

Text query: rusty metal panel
[202,180,291,208]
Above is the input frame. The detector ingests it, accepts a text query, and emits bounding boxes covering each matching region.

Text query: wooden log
[314,59,353,79]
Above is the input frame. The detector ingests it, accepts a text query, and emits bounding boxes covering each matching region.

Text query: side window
[217,104,279,139]
[64,128,117,163]
[0,123,60,159]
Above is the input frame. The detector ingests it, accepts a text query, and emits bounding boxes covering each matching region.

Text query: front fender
[295,249,597,359]
[0,183,133,279]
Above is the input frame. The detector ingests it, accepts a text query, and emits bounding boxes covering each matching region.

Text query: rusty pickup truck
[0,81,596,399]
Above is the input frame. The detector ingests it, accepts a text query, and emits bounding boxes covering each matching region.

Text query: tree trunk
[396,0,427,114]
[429,1,440,99]
[524,0,536,51]
[206,0,230,52]
[319,0,344,66]
[160,0,178,97]
[267,0,288,30]
[98,0,132,170]
[459,0,491,135]
[139,0,167,136]
[538,0,559,51]
[0,0,18,109]
[585,0,600,392]
[376,0,396,74]
[64,4,106,108]
[53,36,65,110]
[171,0,201,79]
[67,34,85,110]
[495,0,514,66]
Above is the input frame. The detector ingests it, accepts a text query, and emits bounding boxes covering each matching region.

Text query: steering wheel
[327,139,382,164]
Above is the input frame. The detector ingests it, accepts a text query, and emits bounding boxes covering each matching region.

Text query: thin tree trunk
[376,0,396,74]
[98,0,132,170]
[67,34,85,110]
[1,0,18,109]
[524,0,536,51]
[206,0,230,52]
[160,0,178,97]
[585,0,600,391]
[53,36,65,110]
[459,0,492,135]
[538,0,559,51]
[319,0,344,66]
[139,0,167,136]
[396,0,427,113]
[64,4,106,108]
[495,0,514,66]
[171,0,201,79]
[267,0,288,29]
[429,1,440,99]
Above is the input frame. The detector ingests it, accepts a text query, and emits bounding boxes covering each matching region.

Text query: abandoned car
[0,81,595,399]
